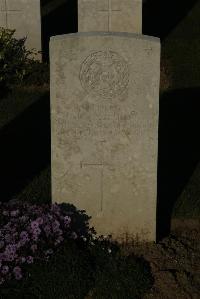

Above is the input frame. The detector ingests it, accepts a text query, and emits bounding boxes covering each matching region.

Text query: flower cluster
[0,200,94,285]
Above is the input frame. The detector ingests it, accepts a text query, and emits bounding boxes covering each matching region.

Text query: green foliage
[0,27,49,93]
[0,27,31,90]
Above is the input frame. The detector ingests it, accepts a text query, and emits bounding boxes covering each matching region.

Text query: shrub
[0,28,31,91]
[0,200,153,298]
[0,27,49,93]
[0,200,95,286]
[1,240,94,299]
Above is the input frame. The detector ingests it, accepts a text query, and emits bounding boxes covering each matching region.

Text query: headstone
[78,0,142,33]
[0,0,66,59]
[50,2,160,241]
[0,0,41,58]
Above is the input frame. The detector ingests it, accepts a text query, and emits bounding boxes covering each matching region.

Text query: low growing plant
[0,27,49,93]
[0,200,153,298]
[0,28,31,91]
[0,200,95,286]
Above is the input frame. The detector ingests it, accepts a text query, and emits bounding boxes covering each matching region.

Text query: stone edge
[50,32,160,43]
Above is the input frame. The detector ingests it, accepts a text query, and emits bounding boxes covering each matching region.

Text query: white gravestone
[0,0,66,59]
[78,0,142,33]
[50,2,160,241]
[0,0,41,57]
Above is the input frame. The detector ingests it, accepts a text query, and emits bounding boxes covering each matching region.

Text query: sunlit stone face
[50,32,160,241]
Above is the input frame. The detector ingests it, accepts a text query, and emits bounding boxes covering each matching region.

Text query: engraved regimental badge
[80,50,129,98]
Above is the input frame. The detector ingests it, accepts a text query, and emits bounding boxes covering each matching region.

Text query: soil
[126,219,200,299]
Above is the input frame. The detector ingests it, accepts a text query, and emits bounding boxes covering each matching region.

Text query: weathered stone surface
[0,0,41,57]
[78,0,142,33]
[50,32,160,241]
[0,0,5,10]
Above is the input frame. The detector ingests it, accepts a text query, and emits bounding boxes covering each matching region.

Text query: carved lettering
[55,103,155,147]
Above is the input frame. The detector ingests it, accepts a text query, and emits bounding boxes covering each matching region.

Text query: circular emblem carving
[80,51,129,98]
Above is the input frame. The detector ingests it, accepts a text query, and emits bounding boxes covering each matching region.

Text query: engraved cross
[98,0,121,32]
[80,140,109,212]
[1,0,21,28]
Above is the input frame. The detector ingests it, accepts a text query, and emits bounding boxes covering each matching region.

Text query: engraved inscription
[80,51,129,99]
[54,103,156,146]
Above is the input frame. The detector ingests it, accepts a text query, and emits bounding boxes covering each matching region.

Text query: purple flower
[13,266,22,280]
[10,210,19,217]
[36,217,43,225]
[31,228,41,242]
[1,265,9,275]
[3,244,17,262]
[47,214,53,220]
[5,244,17,255]
[52,220,60,230]
[55,236,64,246]
[19,216,28,223]
[45,249,53,256]
[63,215,71,226]
[4,234,12,243]
[44,225,51,236]
[26,256,33,264]
[17,239,26,248]
[2,210,9,216]
[51,204,61,214]
[0,277,5,285]
[30,221,39,230]
[32,234,39,241]
[31,244,37,253]
[0,199,95,285]
[55,228,63,236]
[21,257,26,263]
[3,222,12,229]
[20,231,29,243]
[71,232,78,240]
[20,231,29,239]
[13,266,21,273]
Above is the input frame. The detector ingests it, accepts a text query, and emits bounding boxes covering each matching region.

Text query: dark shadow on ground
[41,0,78,61]
[143,0,198,40]
[0,92,50,202]
[157,87,200,240]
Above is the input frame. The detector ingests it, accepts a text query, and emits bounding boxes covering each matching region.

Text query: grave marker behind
[78,0,142,33]
[0,0,41,57]
[0,0,67,59]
